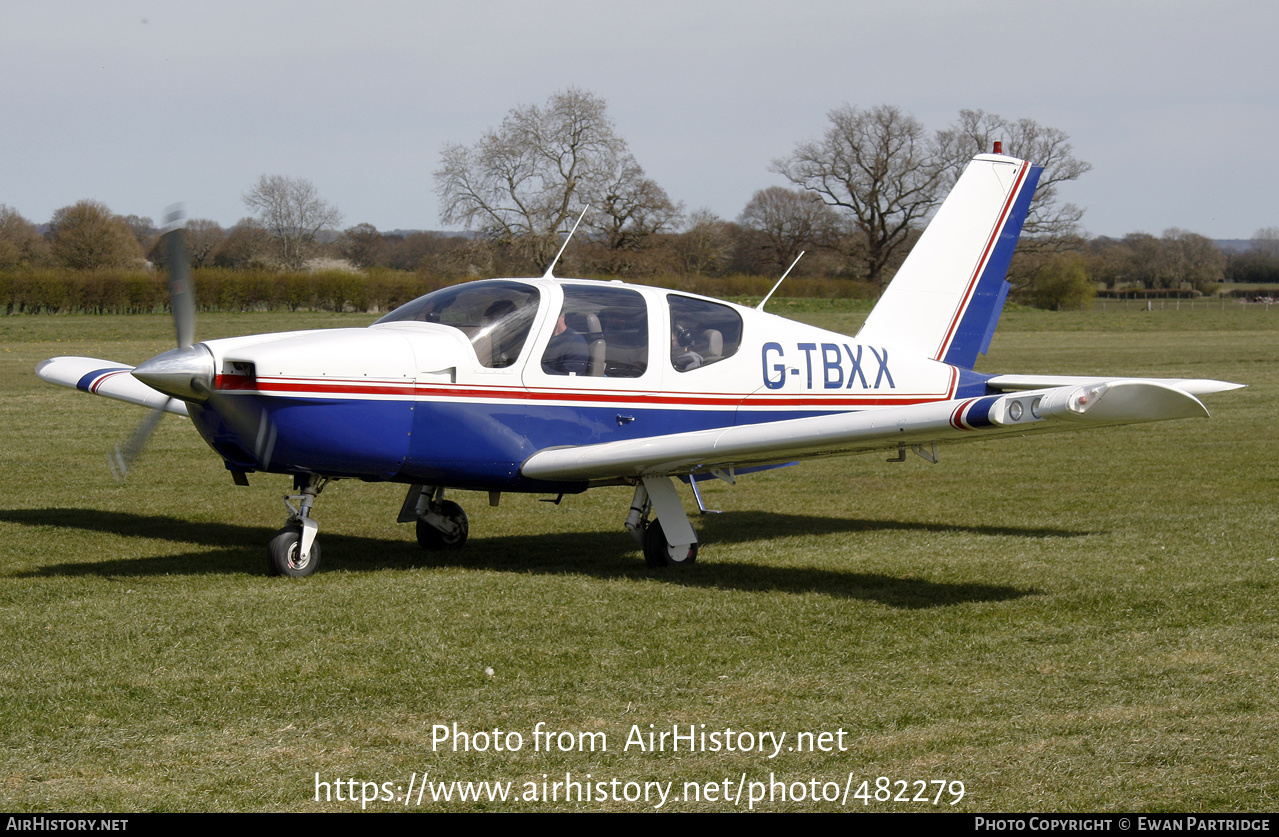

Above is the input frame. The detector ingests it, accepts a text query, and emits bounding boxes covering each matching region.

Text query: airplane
[36,149,1242,577]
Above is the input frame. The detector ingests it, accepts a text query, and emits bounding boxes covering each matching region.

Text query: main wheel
[642,519,698,568]
[416,500,468,550]
[267,525,320,578]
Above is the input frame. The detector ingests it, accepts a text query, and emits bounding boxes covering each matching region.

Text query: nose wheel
[268,523,321,577]
[266,474,327,577]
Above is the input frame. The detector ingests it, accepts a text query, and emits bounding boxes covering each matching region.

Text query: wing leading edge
[520,381,1213,483]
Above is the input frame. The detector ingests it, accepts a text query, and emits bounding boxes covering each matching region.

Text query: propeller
[108,208,189,479]
[111,207,278,479]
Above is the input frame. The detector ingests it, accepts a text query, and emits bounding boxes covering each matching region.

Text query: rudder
[855,153,1042,370]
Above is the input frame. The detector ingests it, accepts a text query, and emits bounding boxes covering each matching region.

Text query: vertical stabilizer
[855,153,1042,370]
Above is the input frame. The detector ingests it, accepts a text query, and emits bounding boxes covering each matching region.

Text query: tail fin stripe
[933,160,1031,363]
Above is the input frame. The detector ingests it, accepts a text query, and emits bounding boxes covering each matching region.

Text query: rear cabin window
[668,294,743,372]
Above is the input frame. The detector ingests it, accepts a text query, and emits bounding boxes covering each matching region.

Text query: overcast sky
[2,0,1275,240]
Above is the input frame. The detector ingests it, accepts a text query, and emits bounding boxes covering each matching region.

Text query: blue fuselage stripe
[189,394,846,491]
[963,396,1000,428]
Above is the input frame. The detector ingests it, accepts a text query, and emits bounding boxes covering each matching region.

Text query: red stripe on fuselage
[949,399,978,431]
[213,375,952,410]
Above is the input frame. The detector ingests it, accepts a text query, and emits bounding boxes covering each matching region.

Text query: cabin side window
[540,285,649,378]
[668,295,743,372]
[375,280,540,368]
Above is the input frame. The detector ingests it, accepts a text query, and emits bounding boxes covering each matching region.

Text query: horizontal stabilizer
[521,381,1209,483]
[36,357,189,416]
[987,374,1244,397]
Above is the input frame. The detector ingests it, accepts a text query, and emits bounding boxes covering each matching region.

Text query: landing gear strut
[625,477,698,568]
[399,485,469,550]
[267,473,328,577]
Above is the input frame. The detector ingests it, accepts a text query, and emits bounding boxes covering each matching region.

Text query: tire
[642,519,698,568]
[267,525,320,578]
[416,500,468,550]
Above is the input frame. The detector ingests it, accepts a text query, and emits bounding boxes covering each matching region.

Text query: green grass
[0,305,1276,811]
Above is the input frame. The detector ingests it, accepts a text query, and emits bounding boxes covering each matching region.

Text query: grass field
[1,302,1276,812]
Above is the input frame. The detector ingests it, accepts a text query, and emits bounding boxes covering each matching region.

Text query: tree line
[2,89,1276,312]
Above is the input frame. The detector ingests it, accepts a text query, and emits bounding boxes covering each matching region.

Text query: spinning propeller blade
[164,207,197,350]
[109,211,194,480]
[109,403,168,480]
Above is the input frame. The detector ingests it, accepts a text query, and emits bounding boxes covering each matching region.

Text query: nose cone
[132,344,215,402]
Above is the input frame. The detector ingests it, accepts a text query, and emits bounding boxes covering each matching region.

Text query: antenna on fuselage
[542,206,590,279]
[756,251,805,311]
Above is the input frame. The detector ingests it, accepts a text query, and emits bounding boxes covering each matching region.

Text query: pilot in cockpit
[541,313,589,375]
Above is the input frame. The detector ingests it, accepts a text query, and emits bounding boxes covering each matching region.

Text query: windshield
[375,280,541,368]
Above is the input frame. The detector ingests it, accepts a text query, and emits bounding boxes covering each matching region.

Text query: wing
[36,357,189,417]
[521,380,1218,483]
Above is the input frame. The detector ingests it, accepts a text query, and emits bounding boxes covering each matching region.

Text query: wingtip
[1176,378,1245,395]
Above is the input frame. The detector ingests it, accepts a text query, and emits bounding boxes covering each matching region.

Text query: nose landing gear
[267,474,328,577]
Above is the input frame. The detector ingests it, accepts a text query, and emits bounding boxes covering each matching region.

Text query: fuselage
[180,277,985,491]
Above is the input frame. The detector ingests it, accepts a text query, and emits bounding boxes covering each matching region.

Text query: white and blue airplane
[37,150,1242,576]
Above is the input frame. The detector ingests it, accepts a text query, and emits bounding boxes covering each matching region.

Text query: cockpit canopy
[375,280,540,368]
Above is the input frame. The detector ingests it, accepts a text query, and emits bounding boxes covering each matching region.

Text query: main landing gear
[625,476,698,568]
[263,477,698,577]
[398,485,469,551]
[398,479,697,568]
[267,473,329,578]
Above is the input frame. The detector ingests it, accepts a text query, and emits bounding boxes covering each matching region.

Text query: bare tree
[436,88,679,272]
[1089,230,1223,293]
[1251,227,1279,258]
[675,209,734,276]
[242,175,343,269]
[0,205,50,269]
[773,104,943,287]
[339,223,384,269]
[737,186,838,271]
[120,214,157,251]
[1225,228,1279,283]
[1163,228,1226,293]
[935,109,1091,245]
[589,152,683,252]
[1120,233,1178,289]
[185,219,225,268]
[47,200,143,270]
[212,218,273,270]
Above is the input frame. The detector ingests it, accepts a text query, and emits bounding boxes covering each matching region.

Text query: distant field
[1,305,1275,812]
